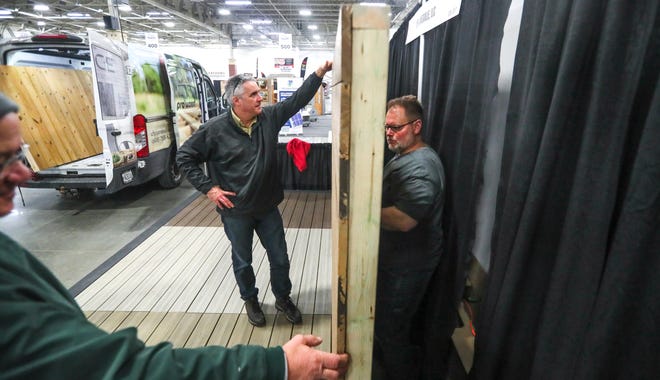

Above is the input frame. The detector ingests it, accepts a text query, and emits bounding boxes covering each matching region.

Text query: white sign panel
[406,0,462,44]
[279,33,292,50]
[145,32,159,49]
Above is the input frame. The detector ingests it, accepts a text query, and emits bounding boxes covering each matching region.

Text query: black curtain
[421,0,513,312]
[387,6,421,102]
[277,143,331,190]
[473,0,660,378]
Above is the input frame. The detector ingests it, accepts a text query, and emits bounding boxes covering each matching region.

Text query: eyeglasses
[384,119,418,133]
[0,144,29,172]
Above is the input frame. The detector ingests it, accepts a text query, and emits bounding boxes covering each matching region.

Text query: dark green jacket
[176,73,322,217]
[0,232,285,379]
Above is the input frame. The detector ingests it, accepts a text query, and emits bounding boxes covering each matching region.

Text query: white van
[0,31,221,194]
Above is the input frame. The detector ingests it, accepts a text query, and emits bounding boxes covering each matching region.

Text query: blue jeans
[220,207,292,301]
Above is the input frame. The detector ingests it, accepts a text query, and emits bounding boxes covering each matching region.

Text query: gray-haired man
[177,62,332,327]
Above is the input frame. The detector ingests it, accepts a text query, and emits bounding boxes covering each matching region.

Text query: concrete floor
[0,181,198,288]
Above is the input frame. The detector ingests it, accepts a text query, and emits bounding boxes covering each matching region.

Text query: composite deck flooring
[76,190,333,351]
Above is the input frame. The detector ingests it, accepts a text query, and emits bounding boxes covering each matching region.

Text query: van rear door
[88,30,137,188]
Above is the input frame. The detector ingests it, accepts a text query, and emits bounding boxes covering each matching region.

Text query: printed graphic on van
[165,54,202,143]
[89,31,138,189]
[127,45,173,153]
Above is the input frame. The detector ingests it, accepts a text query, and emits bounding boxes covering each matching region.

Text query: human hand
[315,61,333,78]
[283,335,349,380]
[206,185,236,209]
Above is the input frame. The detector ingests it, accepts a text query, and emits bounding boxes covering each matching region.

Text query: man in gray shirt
[373,95,446,379]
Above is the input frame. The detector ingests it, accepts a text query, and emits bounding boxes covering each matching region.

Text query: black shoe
[276,297,302,324]
[245,297,266,327]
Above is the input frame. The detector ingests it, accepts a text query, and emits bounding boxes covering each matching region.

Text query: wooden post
[331,4,389,378]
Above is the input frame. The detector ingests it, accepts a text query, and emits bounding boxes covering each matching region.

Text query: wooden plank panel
[183,313,222,348]
[135,311,168,343]
[206,313,239,347]
[169,313,204,348]
[166,195,206,226]
[145,312,185,346]
[268,314,296,347]
[312,314,332,352]
[187,239,236,313]
[0,65,102,170]
[331,6,389,379]
[169,233,231,312]
[317,229,332,315]
[129,228,212,311]
[149,227,221,312]
[100,227,202,311]
[298,228,322,314]
[97,311,130,333]
[76,227,172,309]
[226,315,254,347]
[86,310,112,327]
[113,311,149,333]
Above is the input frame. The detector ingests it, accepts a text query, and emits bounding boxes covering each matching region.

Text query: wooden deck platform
[76,190,333,351]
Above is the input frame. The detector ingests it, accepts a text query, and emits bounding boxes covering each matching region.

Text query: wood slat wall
[0,65,102,171]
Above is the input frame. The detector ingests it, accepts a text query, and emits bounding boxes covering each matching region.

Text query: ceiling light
[34,4,49,11]
[118,4,132,12]
[313,34,320,40]
[96,21,105,26]
[164,21,175,27]
[242,24,253,30]
[225,0,252,5]
[37,21,46,26]
[218,9,231,15]
[67,12,89,18]
[0,9,13,16]
[250,19,271,24]
[299,9,312,16]
[308,25,318,30]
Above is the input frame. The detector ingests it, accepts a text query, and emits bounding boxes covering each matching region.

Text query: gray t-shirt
[380,146,445,269]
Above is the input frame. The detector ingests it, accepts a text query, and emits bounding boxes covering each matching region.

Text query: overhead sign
[406,0,462,44]
[279,33,292,50]
[145,32,159,49]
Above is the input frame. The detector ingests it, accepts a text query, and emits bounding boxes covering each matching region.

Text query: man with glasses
[373,95,446,379]
[0,91,349,379]
[177,62,332,328]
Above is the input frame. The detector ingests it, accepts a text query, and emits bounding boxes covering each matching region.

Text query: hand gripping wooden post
[330,4,389,379]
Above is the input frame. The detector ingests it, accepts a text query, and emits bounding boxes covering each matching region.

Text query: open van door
[164,54,203,148]
[88,30,138,189]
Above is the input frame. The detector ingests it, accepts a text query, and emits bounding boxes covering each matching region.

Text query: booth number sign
[279,33,292,50]
[145,32,159,49]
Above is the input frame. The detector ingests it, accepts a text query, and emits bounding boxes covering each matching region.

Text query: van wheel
[158,148,182,189]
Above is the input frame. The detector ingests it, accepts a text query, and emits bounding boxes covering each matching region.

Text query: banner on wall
[274,57,294,73]
[406,0,462,44]
[300,57,308,78]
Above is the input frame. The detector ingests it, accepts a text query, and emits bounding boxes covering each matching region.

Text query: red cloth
[286,138,311,172]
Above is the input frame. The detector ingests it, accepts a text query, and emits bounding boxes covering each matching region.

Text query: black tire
[157,147,182,189]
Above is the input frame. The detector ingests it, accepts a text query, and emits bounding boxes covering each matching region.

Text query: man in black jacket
[176,62,332,327]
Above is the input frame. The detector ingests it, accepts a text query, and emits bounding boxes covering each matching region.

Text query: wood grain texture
[331,4,389,378]
[0,65,102,171]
